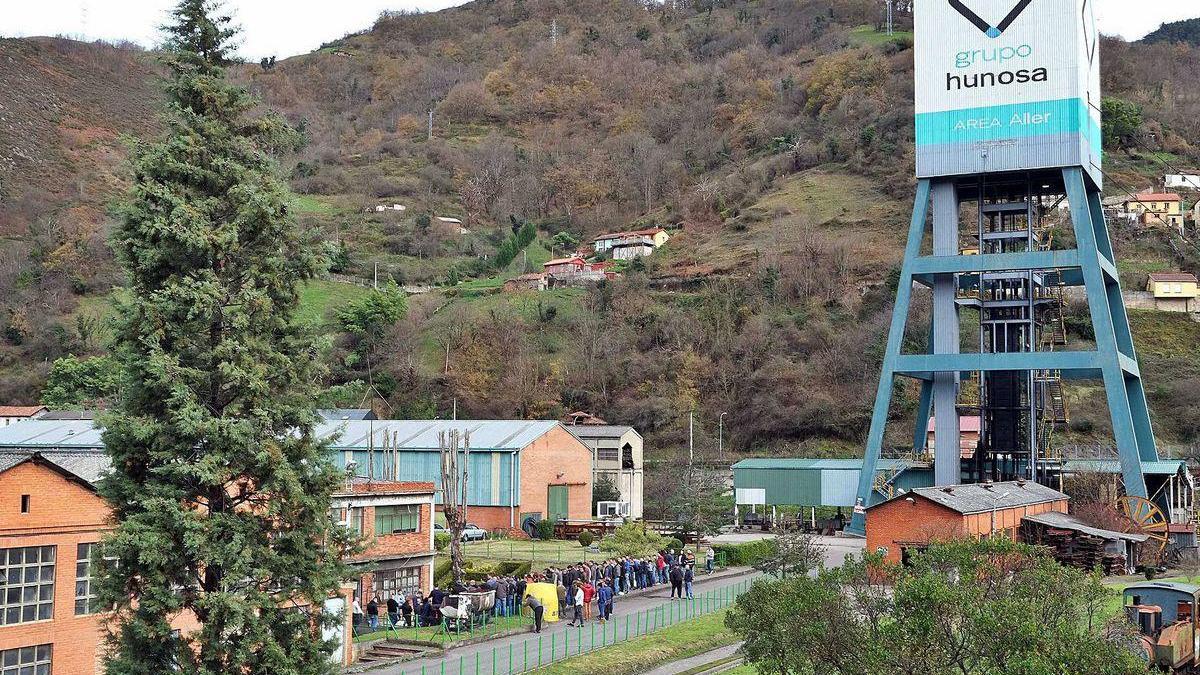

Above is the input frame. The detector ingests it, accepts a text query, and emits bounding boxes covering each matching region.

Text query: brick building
[0,451,111,675]
[332,479,436,608]
[865,480,1069,565]
[322,420,594,533]
[0,442,360,671]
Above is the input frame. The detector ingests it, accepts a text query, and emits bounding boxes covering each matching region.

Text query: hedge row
[712,539,776,566]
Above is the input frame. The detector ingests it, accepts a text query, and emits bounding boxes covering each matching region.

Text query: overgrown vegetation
[726,538,1146,675]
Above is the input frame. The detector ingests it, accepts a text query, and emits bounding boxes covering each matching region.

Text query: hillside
[3,1,1200,507]
[1142,17,1200,46]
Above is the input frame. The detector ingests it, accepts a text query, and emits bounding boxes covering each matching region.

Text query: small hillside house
[0,405,47,426]
[1125,192,1185,230]
[593,227,670,253]
[503,273,547,292]
[1146,272,1199,312]
[612,239,656,261]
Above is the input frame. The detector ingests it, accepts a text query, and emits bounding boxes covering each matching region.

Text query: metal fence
[392,578,751,675]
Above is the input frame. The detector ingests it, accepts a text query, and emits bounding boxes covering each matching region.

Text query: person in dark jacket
[684,565,695,599]
[366,596,380,631]
[525,593,544,633]
[386,595,400,628]
[596,580,613,622]
[668,565,684,600]
[401,594,414,627]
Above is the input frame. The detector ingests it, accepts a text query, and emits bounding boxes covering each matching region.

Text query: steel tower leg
[847,180,931,536]
[1064,168,1154,497]
[931,181,961,486]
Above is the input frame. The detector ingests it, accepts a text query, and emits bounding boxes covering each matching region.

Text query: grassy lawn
[353,613,530,645]
[295,279,372,328]
[292,193,339,215]
[451,538,612,568]
[534,609,737,675]
[848,24,913,46]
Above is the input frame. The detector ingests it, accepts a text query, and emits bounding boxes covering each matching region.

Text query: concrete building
[593,228,670,253]
[865,481,1069,565]
[611,239,656,261]
[0,406,46,426]
[333,479,436,614]
[565,425,644,519]
[1146,272,1199,312]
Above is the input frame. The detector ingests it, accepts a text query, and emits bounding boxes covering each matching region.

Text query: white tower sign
[915,0,1102,187]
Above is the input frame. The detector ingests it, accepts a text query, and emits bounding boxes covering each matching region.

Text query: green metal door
[547,485,569,521]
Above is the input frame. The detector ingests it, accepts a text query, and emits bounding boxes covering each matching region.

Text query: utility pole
[452,398,457,421]
[885,0,894,36]
[688,410,694,465]
[551,18,558,46]
[373,262,378,290]
[427,108,434,140]
[718,412,727,459]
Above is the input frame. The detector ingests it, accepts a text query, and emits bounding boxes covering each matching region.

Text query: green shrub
[713,539,777,566]
[662,537,684,554]
[535,519,556,541]
[578,531,595,547]
[435,532,451,551]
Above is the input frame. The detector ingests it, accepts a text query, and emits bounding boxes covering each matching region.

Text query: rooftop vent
[941,487,954,493]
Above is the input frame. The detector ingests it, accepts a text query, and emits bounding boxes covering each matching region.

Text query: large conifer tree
[96,2,350,673]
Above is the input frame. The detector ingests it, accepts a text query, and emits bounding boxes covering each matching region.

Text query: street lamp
[989,491,1012,535]
[718,412,727,459]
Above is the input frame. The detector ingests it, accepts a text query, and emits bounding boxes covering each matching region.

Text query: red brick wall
[0,462,111,675]
[866,496,1071,565]
[519,426,592,521]
[357,503,434,559]
[443,505,516,532]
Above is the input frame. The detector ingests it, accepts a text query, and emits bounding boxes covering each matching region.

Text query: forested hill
[1142,18,1200,46]
[3,1,1200,481]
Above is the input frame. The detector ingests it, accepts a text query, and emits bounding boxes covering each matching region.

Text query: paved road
[369,570,760,675]
[642,642,744,675]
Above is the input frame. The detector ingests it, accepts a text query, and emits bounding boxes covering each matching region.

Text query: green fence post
[590,622,595,651]
[507,643,512,675]
[526,639,531,672]
[601,618,607,648]
[474,652,479,675]
[440,661,445,675]
[564,628,569,658]
[459,654,464,675]
[550,632,555,663]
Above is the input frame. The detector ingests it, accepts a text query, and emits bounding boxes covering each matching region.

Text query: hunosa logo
[949,0,1034,39]
[945,0,1045,91]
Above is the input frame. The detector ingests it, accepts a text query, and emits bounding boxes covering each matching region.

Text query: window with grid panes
[0,644,51,675]
[331,507,363,534]
[374,505,419,534]
[0,546,55,625]
[596,447,619,462]
[75,543,99,615]
[374,566,420,599]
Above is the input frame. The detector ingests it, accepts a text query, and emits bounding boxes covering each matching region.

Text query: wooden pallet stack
[1020,522,1128,574]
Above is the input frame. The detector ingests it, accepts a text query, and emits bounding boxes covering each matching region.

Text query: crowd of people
[352,547,716,636]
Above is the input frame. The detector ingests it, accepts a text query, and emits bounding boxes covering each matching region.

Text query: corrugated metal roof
[895,481,1067,515]
[565,425,639,440]
[317,409,376,422]
[0,420,105,448]
[1022,510,1148,543]
[0,419,565,453]
[1061,460,1186,476]
[1125,581,1200,595]
[318,420,562,450]
[731,458,918,471]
